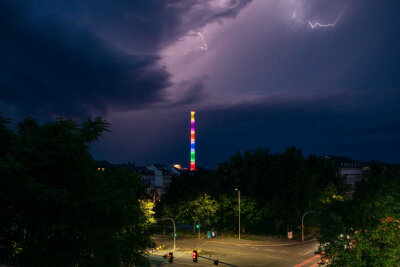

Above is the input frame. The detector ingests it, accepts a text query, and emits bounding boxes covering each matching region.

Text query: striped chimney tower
[190,111,195,171]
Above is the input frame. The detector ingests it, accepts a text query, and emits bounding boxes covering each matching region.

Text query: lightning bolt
[308,21,336,28]
[164,32,208,56]
[308,16,340,28]
[291,3,344,30]
[197,32,208,51]
[180,32,208,55]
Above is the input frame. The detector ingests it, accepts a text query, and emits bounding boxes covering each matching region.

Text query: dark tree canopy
[162,147,343,234]
[0,116,153,266]
[317,162,400,266]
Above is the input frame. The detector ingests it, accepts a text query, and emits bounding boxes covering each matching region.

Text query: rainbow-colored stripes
[190,111,195,171]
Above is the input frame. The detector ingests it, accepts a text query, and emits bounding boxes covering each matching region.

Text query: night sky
[1,0,399,168]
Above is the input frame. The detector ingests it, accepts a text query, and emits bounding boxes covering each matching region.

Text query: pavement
[146,235,322,267]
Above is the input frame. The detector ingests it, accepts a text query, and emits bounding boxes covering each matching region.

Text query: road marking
[265,248,275,252]
[250,247,259,250]
[280,250,289,253]
[300,249,315,256]
[294,254,321,267]
[209,239,316,247]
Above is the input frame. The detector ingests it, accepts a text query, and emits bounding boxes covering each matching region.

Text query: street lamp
[161,218,176,251]
[235,188,240,240]
[301,211,314,242]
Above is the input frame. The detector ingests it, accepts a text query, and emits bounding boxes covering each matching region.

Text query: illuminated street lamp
[235,188,240,240]
[161,218,176,251]
[302,211,314,242]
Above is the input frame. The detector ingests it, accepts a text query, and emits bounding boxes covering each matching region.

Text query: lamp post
[235,188,240,240]
[301,211,314,242]
[161,218,176,251]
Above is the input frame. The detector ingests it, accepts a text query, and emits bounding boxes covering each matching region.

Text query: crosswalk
[294,254,322,267]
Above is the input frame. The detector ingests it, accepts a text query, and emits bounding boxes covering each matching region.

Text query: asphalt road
[147,235,321,267]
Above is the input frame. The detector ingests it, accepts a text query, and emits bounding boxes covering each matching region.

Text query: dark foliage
[0,116,153,266]
[162,147,343,234]
[317,162,400,265]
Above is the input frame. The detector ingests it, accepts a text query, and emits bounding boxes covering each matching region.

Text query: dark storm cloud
[0,0,252,117]
[93,86,400,168]
[163,78,208,108]
[2,0,399,166]
[201,0,400,100]
[92,0,400,167]
[69,0,254,53]
[195,87,400,167]
[0,1,170,117]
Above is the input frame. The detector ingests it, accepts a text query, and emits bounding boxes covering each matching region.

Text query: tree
[321,217,400,266]
[0,116,153,266]
[141,200,157,224]
[216,195,262,233]
[161,147,341,235]
[214,195,236,230]
[176,194,219,228]
[318,162,400,266]
[238,196,263,233]
[212,147,341,234]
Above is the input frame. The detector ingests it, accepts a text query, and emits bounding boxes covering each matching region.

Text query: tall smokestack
[190,111,195,171]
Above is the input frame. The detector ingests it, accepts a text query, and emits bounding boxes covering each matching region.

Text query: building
[147,164,180,189]
[325,155,364,195]
[133,166,155,191]
[141,164,181,200]
[95,161,181,201]
[96,160,123,171]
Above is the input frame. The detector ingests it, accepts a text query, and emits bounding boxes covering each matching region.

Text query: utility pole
[235,188,241,240]
[302,211,314,242]
[161,218,176,251]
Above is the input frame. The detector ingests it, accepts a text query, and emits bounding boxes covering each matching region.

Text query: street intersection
[147,235,322,267]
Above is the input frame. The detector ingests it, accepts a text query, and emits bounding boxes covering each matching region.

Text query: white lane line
[250,247,259,249]
[210,239,317,247]
[265,248,275,252]
[280,251,289,253]
[299,249,315,256]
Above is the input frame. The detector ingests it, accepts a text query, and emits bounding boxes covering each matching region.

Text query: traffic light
[192,250,198,262]
[196,224,200,229]
[168,252,173,263]
[173,232,178,237]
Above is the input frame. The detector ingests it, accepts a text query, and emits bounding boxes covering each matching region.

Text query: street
[147,235,321,267]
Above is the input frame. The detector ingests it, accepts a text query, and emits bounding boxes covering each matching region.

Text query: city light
[173,164,181,170]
